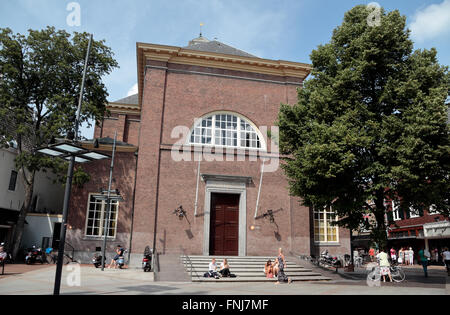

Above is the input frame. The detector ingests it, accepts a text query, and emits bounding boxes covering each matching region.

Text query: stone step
[188,271,322,277]
[181,255,331,282]
[182,259,299,264]
[192,276,331,282]
[184,267,310,272]
[181,256,278,259]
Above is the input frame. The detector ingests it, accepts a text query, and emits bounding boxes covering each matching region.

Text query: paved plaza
[0,263,449,295]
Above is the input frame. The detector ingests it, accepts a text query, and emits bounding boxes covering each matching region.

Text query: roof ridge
[183,37,257,58]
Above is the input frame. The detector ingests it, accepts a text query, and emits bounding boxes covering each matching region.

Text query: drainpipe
[254,159,265,219]
[194,159,201,217]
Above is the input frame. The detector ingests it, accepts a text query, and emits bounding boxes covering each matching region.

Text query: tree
[0,27,118,258]
[277,5,449,249]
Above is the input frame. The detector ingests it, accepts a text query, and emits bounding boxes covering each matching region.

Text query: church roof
[184,36,257,58]
[112,94,139,105]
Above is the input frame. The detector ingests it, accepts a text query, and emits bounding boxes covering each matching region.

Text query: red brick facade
[67,39,351,262]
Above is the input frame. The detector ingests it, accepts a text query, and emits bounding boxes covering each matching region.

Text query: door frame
[203,180,247,256]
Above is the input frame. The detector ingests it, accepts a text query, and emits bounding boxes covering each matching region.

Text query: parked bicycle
[389,262,406,282]
[367,262,406,283]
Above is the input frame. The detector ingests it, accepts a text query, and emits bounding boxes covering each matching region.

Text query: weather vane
[200,23,204,37]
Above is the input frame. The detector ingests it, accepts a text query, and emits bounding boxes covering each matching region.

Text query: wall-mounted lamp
[173,205,187,220]
[256,208,283,224]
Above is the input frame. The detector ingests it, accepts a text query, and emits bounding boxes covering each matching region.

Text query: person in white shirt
[408,247,414,265]
[208,258,220,279]
[377,248,392,282]
[442,247,450,276]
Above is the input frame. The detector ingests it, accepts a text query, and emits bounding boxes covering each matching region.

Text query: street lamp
[37,140,110,295]
[38,141,110,162]
[35,34,111,295]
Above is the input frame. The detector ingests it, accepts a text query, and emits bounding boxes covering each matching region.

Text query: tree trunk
[11,171,35,260]
[371,189,388,250]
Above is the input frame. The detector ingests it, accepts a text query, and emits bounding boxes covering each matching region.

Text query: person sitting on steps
[208,258,220,279]
[264,259,274,278]
[219,258,231,278]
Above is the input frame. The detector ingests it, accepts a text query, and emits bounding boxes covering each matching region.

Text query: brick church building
[66,35,351,264]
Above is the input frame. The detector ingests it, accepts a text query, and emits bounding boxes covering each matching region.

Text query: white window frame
[314,206,339,244]
[428,205,439,215]
[408,206,420,218]
[84,193,120,238]
[392,201,401,221]
[188,111,267,151]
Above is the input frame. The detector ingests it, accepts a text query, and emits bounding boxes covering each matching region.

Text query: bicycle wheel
[391,266,406,282]
[367,266,381,282]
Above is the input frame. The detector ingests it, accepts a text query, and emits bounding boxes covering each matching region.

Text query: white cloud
[127,83,138,96]
[409,0,450,42]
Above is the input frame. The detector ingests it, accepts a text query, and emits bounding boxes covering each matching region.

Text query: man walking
[442,247,450,276]
[418,247,430,277]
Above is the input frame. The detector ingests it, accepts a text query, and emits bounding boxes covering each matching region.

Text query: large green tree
[277,5,449,248]
[0,27,118,258]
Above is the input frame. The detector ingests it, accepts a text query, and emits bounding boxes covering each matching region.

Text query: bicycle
[389,263,406,283]
[367,262,406,283]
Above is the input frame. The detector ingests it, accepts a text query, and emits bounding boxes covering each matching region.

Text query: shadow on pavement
[119,284,179,294]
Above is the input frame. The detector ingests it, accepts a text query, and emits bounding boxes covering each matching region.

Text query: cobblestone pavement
[0,263,54,277]
[295,258,450,289]
[0,264,448,295]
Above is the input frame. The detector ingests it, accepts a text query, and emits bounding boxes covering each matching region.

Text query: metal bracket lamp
[173,205,187,220]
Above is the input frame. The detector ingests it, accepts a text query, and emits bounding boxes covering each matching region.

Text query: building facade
[66,36,351,264]
[0,144,64,251]
[387,201,450,263]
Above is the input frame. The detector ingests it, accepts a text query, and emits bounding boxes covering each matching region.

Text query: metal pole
[254,159,265,219]
[194,159,201,217]
[101,131,117,271]
[53,34,93,296]
[53,156,75,295]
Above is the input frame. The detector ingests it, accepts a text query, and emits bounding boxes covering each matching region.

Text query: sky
[1,0,449,139]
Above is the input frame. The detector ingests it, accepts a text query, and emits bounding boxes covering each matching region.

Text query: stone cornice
[136,42,311,108]
[106,102,141,115]
[201,173,253,184]
[81,142,138,153]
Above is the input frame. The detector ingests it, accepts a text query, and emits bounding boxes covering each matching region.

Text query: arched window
[189,112,266,150]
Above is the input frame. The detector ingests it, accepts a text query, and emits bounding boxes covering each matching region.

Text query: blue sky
[1,0,449,138]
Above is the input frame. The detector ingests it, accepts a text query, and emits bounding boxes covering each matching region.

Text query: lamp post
[36,34,111,295]
[39,141,109,295]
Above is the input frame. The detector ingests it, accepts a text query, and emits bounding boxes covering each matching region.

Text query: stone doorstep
[192,276,331,282]
[182,255,332,282]
[190,272,322,277]
[184,267,310,271]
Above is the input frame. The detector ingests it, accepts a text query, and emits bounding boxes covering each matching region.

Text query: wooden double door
[209,193,240,256]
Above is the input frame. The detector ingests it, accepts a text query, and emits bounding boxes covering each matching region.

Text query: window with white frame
[392,201,401,221]
[429,205,439,215]
[189,112,265,150]
[408,206,420,218]
[314,207,339,243]
[85,194,119,238]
